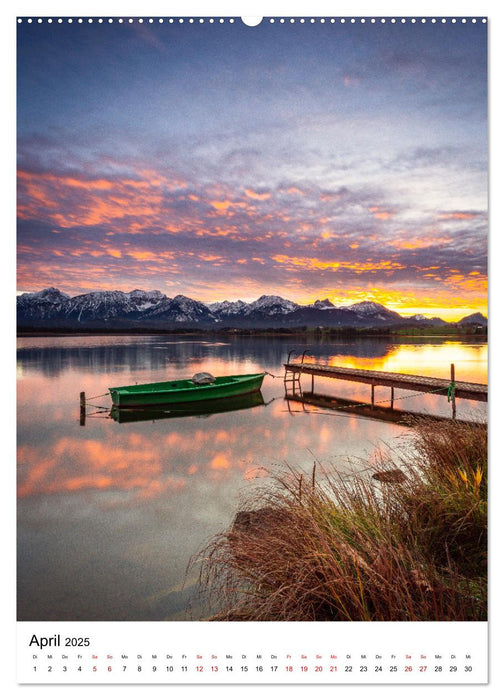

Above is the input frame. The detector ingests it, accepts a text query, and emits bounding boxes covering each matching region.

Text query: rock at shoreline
[232,507,279,534]
[372,469,406,483]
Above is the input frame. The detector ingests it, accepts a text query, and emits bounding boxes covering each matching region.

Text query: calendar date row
[32,663,474,674]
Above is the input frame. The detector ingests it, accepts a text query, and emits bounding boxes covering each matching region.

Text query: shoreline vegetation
[17,325,487,338]
[192,418,487,622]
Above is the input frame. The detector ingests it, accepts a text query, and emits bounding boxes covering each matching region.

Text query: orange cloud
[210,199,233,211]
[320,192,343,202]
[281,186,304,196]
[368,206,395,220]
[245,188,271,201]
[391,235,454,250]
[198,253,226,263]
[136,168,187,190]
[58,176,114,191]
[210,199,249,213]
[439,211,479,221]
[445,271,487,293]
[127,250,167,262]
[272,254,405,273]
[18,168,166,230]
[106,248,122,258]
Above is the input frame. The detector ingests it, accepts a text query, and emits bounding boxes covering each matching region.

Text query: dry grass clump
[192,418,487,621]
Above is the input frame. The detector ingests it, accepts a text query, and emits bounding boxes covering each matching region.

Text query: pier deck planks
[283,363,487,402]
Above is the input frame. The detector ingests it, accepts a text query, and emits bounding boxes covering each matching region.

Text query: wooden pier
[283,362,487,402]
[283,359,487,420]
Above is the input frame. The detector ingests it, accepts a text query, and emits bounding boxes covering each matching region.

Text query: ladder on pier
[283,350,304,395]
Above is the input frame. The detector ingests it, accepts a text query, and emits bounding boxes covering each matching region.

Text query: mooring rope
[80,374,457,419]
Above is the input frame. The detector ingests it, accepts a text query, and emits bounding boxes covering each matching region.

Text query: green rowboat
[110,390,265,422]
[109,372,266,408]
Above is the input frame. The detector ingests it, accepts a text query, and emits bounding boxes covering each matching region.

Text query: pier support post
[450,364,456,420]
[390,386,394,409]
[371,383,375,407]
[80,391,86,426]
[311,374,314,394]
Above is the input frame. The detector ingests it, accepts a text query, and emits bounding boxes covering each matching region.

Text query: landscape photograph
[17,16,487,623]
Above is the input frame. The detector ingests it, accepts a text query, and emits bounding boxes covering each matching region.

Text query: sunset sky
[17,17,488,320]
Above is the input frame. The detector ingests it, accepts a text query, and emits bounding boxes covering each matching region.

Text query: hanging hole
[241,16,263,26]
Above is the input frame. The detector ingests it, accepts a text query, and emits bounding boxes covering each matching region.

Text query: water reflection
[109,391,266,423]
[17,334,487,621]
[17,334,487,382]
[326,341,487,384]
[285,392,484,427]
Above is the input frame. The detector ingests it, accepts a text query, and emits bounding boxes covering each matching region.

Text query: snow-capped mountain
[126,289,165,311]
[141,295,217,323]
[342,301,401,321]
[16,287,70,320]
[207,295,300,320]
[245,295,300,316]
[406,313,447,327]
[17,287,485,330]
[207,299,249,317]
[61,290,166,322]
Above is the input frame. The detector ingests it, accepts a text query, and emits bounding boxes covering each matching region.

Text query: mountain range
[16,288,488,330]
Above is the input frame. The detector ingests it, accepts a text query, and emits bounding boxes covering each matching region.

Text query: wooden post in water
[371,382,375,407]
[311,374,314,394]
[451,364,456,420]
[80,391,86,426]
[390,386,394,409]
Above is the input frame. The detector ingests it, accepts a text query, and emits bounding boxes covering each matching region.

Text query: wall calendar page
[12,0,492,694]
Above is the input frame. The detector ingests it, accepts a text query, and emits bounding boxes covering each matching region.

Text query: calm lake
[17,334,487,621]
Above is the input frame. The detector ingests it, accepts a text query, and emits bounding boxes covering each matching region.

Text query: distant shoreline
[17,325,488,339]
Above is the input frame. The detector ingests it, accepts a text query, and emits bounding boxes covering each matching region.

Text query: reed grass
[193,418,487,621]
